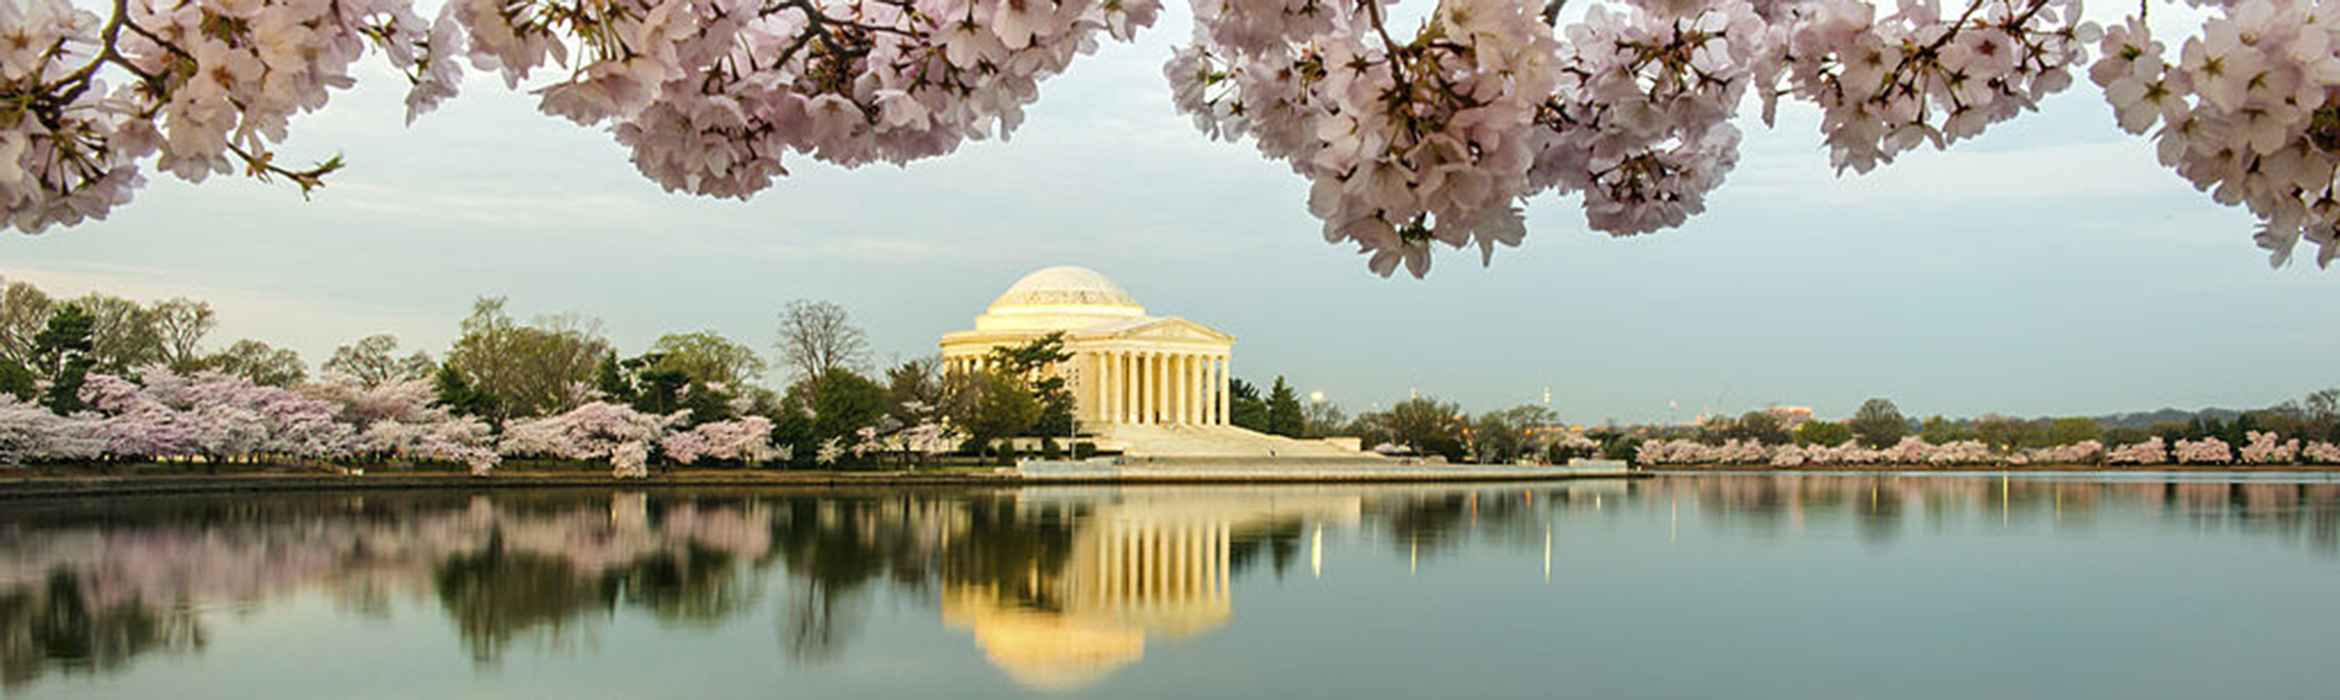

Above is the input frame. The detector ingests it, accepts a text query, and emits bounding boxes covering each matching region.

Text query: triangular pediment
[1074,316,1233,343]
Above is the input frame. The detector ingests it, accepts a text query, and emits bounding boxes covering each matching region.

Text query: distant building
[940,266,1234,427]
[1769,406,1814,428]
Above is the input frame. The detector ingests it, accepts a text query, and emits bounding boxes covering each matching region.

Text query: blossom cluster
[2105,436,2168,464]
[2090,2,2340,267]
[2238,430,2302,464]
[2172,436,2234,464]
[661,415,785,465]
[2307,439,2340,463]
[1636,434,2340,467]
[2,0,449,232]
[501,401,684,478]
[16,0,2340,277]
[460,0,1163,198]
[1645,436,2013,466]
[0,369,497,472]
[1167,0,2096,275]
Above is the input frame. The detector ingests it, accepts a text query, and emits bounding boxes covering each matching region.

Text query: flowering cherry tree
[2237,430,2300,463]
[2171,436,2233,463]
[7,0,2340,274]
[2105,436,2167,464]
[500,400,681,477]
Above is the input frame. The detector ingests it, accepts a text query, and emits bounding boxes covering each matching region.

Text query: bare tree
[773,299,868,396]
[0,277,54,366]
[152,297,216,371]
[324,333,435,386]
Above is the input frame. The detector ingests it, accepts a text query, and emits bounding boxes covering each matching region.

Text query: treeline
[0,279,1116,473]
[1258,391,2340,469]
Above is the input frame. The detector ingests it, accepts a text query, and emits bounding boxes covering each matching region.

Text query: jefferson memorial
[940,266,1370,459]
[941,266,1235,428]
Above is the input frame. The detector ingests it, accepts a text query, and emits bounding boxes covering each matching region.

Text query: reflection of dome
[941,586,1145,692]
[988,266,1145,313]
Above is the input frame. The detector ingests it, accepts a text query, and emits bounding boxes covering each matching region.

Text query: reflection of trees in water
[433,536,753,665]
[0,492,780,684]
[1641,475,2340,552]
[10,479,2336,690]
[0,571,203,690]
[767,493,982,663]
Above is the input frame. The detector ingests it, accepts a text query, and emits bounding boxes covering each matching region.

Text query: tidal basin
[6,474,2339,699]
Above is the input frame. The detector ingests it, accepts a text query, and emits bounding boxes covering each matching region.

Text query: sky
[2,3,2332,425]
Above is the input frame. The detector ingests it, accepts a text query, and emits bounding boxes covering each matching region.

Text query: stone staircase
[1088,424,1383,460]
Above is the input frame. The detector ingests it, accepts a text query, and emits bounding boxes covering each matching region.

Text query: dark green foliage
[1265,377,1305,437]
[594,352,631,404]
[1849,398,1907,448]
[433,363,502,421]
[1604,436,1643,463]
[32,304,93,414]
[0,359,33,400]
[782,368,888,466]
[1724,410,1789,444]
[1919,415,1971,444]
[1796,420,1853,446]
[946,370,1040,462]
[1227,379,1269,432]
[987,333,1074,437]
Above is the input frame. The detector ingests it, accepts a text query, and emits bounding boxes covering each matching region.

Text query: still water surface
[4,473,2339,699]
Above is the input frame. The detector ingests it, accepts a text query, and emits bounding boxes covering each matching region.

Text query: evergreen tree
[1265,376,1305,437]
[31,304,94,414]
[432,363,501,420]
[1227,379,1269,432]
[594,351,632,403]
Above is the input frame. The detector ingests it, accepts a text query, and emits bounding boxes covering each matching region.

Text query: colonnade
[942,347,1229,426]
[1092,349,1228,426]
[1069,516,1233,623]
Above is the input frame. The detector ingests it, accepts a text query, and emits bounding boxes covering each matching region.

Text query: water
[3,473,2338,699]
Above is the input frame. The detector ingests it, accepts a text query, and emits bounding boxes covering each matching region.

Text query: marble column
[1217,355,1230,426]
[1174,354,1189,425]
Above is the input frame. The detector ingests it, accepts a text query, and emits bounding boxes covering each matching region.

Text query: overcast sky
[3,4,2331,425]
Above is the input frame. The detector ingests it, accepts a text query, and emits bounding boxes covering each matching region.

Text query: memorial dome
[987,266,1144,314]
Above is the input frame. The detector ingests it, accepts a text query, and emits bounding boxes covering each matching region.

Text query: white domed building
[941,266,1235,427]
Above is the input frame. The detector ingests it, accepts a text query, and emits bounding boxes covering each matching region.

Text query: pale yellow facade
[939,266,1235,428]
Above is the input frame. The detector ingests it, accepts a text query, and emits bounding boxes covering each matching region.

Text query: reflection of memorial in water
[941,491,1359,690]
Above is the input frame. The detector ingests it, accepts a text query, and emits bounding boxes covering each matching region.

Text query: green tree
[443,298,610,420]
[1226,379,1269,432]
[1849,398,1907,448]
[649,331,767,389]
[31,304,93,414]
[0,277,54,367]
[942,369,1039,463]
[778,368,888,466]
[883,356,944,425]
[1264,377,1305,437]
[1725,410,1789,444]
[1919,415,1972,444]
[71,293,162,375]
[0,359,33,400]
[324,333,434,386]
[1472,404,1555,464]
[987,332,1074,437]
[433,363,501,420]
[1795,420,1853,446]
[1385,396,1466,461]
[203,339,308,387]
[1973,413,2036,450]
[2046,417,2103,445]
